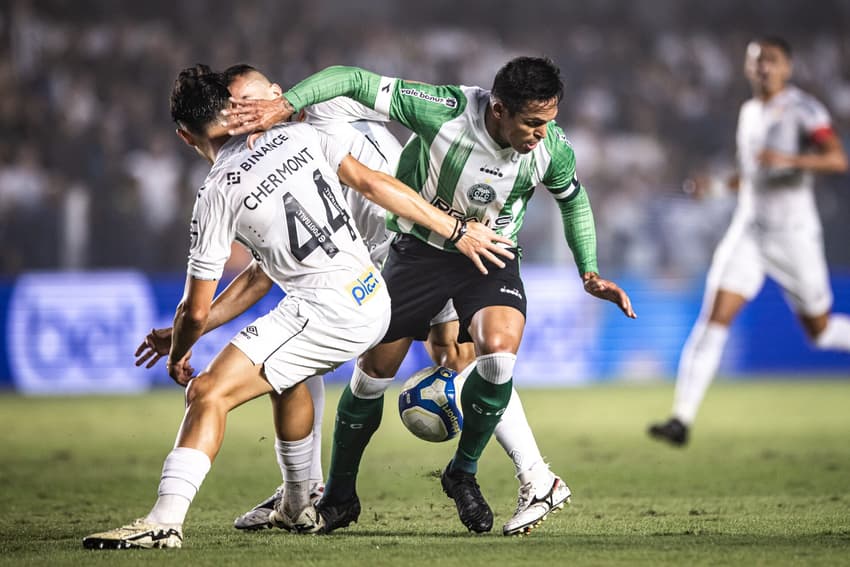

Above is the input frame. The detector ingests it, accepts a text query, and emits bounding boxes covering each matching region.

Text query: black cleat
[440,462,493,533]
[648,417,689,447]
[316,493,361,534]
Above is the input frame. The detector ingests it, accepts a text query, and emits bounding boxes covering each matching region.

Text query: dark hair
[169,64,231,134]
[221,63,259,87]
[755,36,792,59]
[491,56,564,114]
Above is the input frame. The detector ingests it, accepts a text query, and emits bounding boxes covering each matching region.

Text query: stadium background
[1,0,849,393]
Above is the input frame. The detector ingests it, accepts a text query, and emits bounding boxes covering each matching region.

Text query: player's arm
[135,261,273,369]
[337,155,514,275]
[167,276,218,386]
[759,129,848,173]
[543,125,635,318]
[224,66,380,134]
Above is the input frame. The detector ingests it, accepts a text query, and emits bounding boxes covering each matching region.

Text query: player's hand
[135,327,173,369]
[582,273,637,319]
[757,149,797,169]
[454,222,515,275]
[221,96,295,137]
[166,352,196,387]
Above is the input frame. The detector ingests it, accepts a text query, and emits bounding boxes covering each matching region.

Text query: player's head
[744,36,792,98]
[222,64,283,101]
[489,56,563,154]
[170,64,231,159]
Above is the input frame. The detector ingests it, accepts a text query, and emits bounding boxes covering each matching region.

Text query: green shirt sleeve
[542,123,599,275]
[284,66,467,144]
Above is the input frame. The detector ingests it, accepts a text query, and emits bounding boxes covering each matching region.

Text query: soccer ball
[398,366,465,442]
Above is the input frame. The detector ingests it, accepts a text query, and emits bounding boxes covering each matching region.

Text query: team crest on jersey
[467,183,496,205]
[347,269,382,306]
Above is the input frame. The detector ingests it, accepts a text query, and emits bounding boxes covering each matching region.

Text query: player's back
[191,122,386,320]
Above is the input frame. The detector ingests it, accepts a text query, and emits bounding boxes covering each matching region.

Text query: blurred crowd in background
[1,0,849,277]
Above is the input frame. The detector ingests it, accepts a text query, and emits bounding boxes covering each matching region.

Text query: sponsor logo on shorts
[399,87,458,109]
[347,269,382,306]
[500,286,523,300]
[239,325,259,339]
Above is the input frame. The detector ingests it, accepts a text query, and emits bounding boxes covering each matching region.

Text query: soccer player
[648,37,850,447]
[83,65,511,549]
[221,65,574,535]
[224,57,636,534]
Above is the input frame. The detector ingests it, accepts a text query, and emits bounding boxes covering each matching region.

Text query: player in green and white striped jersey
[225,57,636,535]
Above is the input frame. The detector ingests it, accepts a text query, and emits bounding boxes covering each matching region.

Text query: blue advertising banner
[0,269,848,394]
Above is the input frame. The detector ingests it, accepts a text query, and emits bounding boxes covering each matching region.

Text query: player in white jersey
[649,37,850,447]
[212,65,574,535]
[224,57,635,535]
[83,65,512,550]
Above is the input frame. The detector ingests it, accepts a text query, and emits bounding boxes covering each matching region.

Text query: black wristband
[450,219,468,243]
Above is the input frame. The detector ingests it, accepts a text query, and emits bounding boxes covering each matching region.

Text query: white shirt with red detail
[735,84,834,231]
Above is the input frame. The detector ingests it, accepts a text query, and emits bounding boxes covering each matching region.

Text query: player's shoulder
[541,121,575,159]
[783,85,828,113]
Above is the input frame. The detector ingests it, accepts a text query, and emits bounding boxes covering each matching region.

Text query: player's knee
[349,365,393,399]
[185,373,227,409]
[474,352,517,385]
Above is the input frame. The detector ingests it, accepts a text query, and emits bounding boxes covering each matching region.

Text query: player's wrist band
[450,219,468,243]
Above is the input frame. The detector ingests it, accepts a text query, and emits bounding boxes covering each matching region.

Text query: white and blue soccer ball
[398,366,465,442]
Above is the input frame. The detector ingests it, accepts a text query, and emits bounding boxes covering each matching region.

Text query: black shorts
[380,234,527,343]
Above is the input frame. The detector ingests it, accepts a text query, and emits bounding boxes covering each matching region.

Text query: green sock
[324,385,383,503]
[452,369,513,475]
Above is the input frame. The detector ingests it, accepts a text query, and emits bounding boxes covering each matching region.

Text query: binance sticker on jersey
[347,269,382,306]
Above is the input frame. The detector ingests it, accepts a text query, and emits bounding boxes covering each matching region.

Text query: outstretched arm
[224,66,381,136]
[135,262,273,369]
[337,155,515,275]
[557,189,636,319]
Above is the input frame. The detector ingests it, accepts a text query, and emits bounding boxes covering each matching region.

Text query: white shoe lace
[514,482,534,514]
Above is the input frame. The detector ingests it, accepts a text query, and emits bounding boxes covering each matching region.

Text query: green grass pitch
[0,380,848,566]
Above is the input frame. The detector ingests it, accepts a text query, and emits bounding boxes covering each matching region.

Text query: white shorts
[709,218,833,316]
[429,299,459,326]
[231,294,391,392]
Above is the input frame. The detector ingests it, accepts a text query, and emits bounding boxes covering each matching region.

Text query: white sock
[672,321,729,425]
[146,447,211,526]
[304,375,325,485]
[814,314,850,351]
[494,387,548,480]
[276,434,313,514]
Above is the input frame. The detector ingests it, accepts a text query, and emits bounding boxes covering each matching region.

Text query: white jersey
[188,123,385,322]
[304,98,403,265]
[735,85,833,231]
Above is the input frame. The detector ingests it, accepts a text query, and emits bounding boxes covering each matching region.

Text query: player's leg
[801,311,850,350]
[651,221,762,446]
[234,375,325,531]
[317,338,412,531]
[83,344,293,549]
[428,316,569,535]
[440,305,523,533]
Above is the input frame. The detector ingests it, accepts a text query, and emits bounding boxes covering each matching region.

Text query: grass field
[0,380,848,566]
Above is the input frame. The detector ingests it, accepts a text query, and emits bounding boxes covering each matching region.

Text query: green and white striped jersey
[285,66,597,275]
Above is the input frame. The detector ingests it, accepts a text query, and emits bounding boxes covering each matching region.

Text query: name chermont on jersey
[242,146,315,211]
[399,87,458,109]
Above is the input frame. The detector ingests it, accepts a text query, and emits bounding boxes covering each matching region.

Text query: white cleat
[82,518,183,549]
[269,502,325,534]
[502,475,571,536]
[233,482,324,530]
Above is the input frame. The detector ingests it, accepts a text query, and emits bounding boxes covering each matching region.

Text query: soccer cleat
[440,462,493,533]
[269,502,325,534]
[648,417,689,447]
[315,493,361,534]
[82,518,183,550]
[502,475,571,536]
[233,482,325,530]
